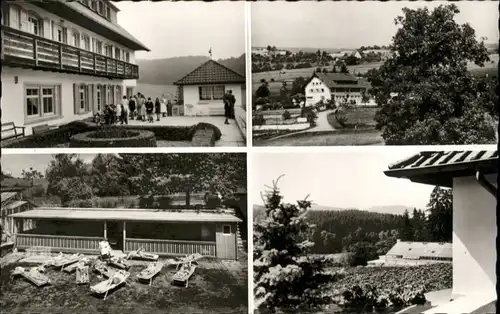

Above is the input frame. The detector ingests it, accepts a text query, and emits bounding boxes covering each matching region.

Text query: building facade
[10,207,242,260]
[368,240,452,267]
[385,150,497,313]
[174,59,246,116]
[304,72,369,107]
[1,0,149,135]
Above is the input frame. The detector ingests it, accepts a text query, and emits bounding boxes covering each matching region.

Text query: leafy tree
[340,63,349,73]
[90,154,130,197]
[254,177,336,312]
[291,76,307,95]
[21,167,44,180]
[120,154,246,206]
[426,186,453,242]
[45,154,94,205]
[370,4,495,145]
[256,81,270,100]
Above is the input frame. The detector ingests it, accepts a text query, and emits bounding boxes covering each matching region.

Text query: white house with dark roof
[1,0,149,136]
[385,150,497,314]
[304,72,370,107]
[174,59,246,116]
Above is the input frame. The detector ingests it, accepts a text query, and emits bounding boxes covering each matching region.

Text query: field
[135,83,177,100]
[0,257,248,314]
[251,54,499,93]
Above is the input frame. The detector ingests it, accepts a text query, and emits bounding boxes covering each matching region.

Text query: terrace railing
[125,238,216,257]
[1,26,139,80]
[16,233,103,254]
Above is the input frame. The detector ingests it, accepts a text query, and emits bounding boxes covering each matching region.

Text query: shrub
[253,114,266,126]
[282,110,292,120]
[188,122,222,141]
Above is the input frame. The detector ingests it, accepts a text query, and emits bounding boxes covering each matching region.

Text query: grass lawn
[254,130,384,146]
[328,107,378,129]
[0,257,248,314]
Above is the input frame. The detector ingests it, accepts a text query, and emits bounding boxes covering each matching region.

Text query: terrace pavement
[125,116,245,147]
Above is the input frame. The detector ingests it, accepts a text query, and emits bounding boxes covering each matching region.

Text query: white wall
[183,84,243,116]
[452,174,496,299]
[2,66,128,135]
[7,2,135,63]
[305,77,331,107]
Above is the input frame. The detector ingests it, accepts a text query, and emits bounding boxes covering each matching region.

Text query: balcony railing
[16,233,103,254]
[125,238,216,257]
[1,26,139,80]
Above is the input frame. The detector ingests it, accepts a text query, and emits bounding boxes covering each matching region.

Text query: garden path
[266,109,336,141]
[125,116,245,147]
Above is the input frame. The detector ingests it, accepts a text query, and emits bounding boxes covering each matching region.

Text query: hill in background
[136,54,246,85]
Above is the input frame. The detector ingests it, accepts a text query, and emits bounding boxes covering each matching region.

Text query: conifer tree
[253,177,337,312]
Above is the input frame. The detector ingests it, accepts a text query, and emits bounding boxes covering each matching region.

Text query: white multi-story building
[304,72,370,107]
[1,0,149,135]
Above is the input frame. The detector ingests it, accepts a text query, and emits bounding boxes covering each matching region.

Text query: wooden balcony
[16,233,103,254]
[125,238,216,257]
[1,26,139,80]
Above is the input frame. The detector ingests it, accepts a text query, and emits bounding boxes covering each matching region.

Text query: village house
[385,150,497,314]
[367,240,452,267]
[252,47,269,57]
[1,0,149,136]
[304,72,370,107]
[1,190,35,237]
[9,207,243,260]
[174,59,246,116]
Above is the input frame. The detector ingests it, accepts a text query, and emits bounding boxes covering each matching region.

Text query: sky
[251,1,498,49]
[252,149,436,210]
[1,154,98,178]
[114,2,246,60]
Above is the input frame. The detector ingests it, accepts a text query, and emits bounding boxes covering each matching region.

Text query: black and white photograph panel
[1,1,246,148]
[0,153,248,313]
[252,149,496,313]
[251,1,498,146]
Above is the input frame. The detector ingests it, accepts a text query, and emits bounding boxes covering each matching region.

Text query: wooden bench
[32,124,52,136]
[1,122,25,140]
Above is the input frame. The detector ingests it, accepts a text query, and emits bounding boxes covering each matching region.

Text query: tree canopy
[368,4,496,145]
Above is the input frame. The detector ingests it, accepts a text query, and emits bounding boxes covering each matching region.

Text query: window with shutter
[73,83,79,114]
[9,6,20,29]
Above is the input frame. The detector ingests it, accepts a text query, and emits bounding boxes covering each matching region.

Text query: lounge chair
[11,266,50,287]
[167,253,204,270]
[136,262,163,286]
[93,260,116,278]
[52,253,83,270]
[64,257,90,273]
[172,262,197,288]
[126,247,159,261]
[107,256,130,270]
[76,265,89,284]
[99,240,112,260]
[90,270,130,300]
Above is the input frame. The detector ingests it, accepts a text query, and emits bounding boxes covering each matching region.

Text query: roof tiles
[174,60,245,85]
[388,151,498,171]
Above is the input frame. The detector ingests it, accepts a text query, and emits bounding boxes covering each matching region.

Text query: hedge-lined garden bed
[70,129,157,147]
[1,121,222,147]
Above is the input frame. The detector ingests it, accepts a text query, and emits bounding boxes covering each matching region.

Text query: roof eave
[175,80,245,86]
[384,159,497,187]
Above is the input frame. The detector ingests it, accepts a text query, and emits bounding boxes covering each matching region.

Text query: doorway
[106,221,123,251]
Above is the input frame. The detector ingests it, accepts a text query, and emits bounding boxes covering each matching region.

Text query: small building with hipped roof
[174,59,246,117]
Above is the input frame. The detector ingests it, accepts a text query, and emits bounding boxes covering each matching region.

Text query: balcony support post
[33,38,38,66]
[93,54,97,74]
[105,58,108,73]
[77,50,81,72]
[58,45,63,69]
[115,60,118,75]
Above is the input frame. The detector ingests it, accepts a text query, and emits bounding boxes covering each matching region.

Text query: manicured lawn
[254,130,384,146]
[0,258,248,314]
[327,107,378,129]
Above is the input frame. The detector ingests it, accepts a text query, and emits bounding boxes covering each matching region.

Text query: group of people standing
[100,93,175,125]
